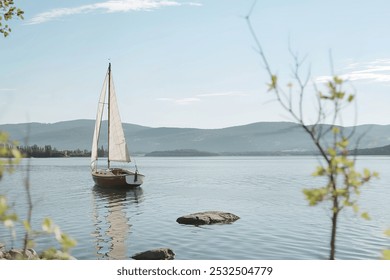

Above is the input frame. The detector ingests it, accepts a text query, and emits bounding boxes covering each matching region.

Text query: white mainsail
[91,66,131,171]
[108,73,131,163]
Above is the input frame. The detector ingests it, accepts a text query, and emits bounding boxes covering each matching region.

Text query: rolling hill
[1,120,390,154]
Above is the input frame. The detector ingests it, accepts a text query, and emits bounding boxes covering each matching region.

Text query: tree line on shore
[16,145,106,158]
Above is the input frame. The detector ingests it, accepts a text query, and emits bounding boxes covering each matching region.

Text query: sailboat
[91,63,145,188]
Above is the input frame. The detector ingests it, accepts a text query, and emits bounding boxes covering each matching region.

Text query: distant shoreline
[9,146,390,158]
[144,149,219,157]
[141,148,390,157]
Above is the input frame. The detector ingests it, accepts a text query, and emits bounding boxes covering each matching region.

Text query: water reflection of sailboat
[92,185,144,259]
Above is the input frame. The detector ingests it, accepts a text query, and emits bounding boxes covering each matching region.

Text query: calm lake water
[1,156,389,260]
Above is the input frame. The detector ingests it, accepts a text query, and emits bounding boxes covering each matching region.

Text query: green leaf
[11,148,21,159]
[384,229,390,237]
[382,250,390,260]
[312,166,326,176]
[361,212,370,220]
[332,127,340,134]
[0,195,8,213]
[335,91,345,99]
[303,188,328,206]
[337,138,349,149]
[27,240,35,249]
[59,233,77,251]
[42,217,53,232]
[268,75,278,91]
[23,220,31,232]
[335,189,347,196]
[327,147,336,157]
[333,76,343,85]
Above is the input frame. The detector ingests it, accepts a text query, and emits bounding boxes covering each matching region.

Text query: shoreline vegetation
[4,145,390,158]
[16,145,92,158]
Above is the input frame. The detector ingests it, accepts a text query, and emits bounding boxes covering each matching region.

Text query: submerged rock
[132,248,175,260]
[176,211,240,225]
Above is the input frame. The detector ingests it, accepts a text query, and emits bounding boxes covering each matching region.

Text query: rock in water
[176,211,240,225]
[2,248,39,260]
[132,248,175,260]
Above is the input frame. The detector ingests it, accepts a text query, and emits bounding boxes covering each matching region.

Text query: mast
[107,63,111,169]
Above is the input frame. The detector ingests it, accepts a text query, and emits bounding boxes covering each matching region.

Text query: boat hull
[92,168,144,188]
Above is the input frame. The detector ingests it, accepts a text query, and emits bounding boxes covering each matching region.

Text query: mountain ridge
[1,119,390,154]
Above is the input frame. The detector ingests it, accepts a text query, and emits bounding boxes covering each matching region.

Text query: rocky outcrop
[176,211,240,225]
[132,248,175,260]
[0,248,39,260]
[0,244,75,260]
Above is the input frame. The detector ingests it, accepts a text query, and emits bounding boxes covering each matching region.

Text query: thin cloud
[157,97,200,105]
[157,91,250,105]
[197,91,250,97]
[28,0,202,25]
[316,59,390,84]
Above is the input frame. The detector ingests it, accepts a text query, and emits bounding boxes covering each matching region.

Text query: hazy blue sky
[1,0,390,128]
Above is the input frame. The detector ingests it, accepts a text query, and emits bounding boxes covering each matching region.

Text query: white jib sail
[108,73,131,163]
[91,73,108,169]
